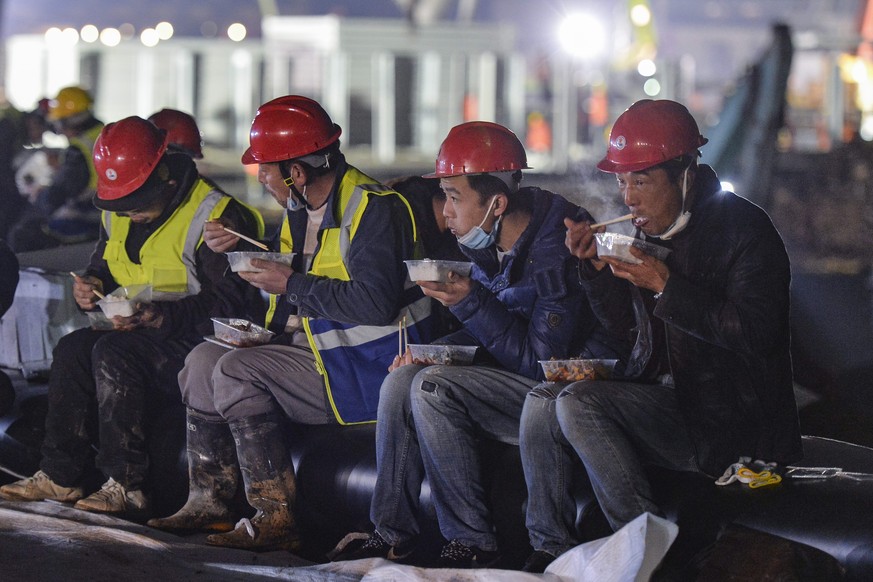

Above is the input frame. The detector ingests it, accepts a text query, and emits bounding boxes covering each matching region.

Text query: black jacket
[613,165,802,475]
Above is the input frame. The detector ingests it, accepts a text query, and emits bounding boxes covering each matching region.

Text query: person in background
[330,121,629,568]
[0,98,49,240]
[148,109,204,160]
[0,116,263,518]
[147,95,431,553]
[519,99,802,572]
[7,86,104,251]
[0,238,18,317]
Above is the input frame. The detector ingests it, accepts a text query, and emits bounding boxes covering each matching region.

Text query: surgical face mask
[284,176,305,212]
[651,166,691,240]
[457,196,500,250]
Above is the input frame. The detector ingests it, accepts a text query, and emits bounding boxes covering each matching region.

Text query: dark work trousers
[39,326,196,491]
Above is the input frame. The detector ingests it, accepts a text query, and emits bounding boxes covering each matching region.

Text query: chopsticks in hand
[590,213,634,229]
[207,220,270,250]
[398,315,408,358]
[69,271,105,299]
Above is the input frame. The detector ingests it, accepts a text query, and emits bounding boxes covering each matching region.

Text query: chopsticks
[590,213,634,229]
[398,315,408,358]
[69,271,105,299]
[221,226,270,251]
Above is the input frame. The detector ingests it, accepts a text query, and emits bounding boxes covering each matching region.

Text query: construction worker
[7,86,104,251]
[148,109,204,160]
[0,116,264,518]
[519,99,802,572]
[330,122,630,568]
[147,95,432,552]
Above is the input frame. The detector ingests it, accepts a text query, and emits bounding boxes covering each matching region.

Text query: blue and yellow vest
[271,167,432,424]
[102,179,234,299]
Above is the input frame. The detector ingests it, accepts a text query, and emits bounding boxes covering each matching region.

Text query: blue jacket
[446,187,627,380]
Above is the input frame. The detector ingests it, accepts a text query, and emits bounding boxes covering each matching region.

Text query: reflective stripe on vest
[300,167,431,424]
[264,218,293,328]
[103,179,229,299]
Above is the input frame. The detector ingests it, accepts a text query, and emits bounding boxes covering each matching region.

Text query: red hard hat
[93,116,169,204]
[241,95,341,165]
[148,108,203,159]
[423,121,530,178]
[597,100,708,174]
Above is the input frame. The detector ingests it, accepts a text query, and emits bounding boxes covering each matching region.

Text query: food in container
[594,233,671,264]
[408,344,478,366]
[539,358,619,382]
[97,284,153,318]
[211,317,274,347]
[226,252,295,273]
[404,259,473,282]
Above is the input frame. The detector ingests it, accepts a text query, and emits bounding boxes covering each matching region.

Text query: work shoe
[74,478,149,518]
[438,539,500,569]
[522,550,557,573]
[328,531,416,562]
[0,470,83,503]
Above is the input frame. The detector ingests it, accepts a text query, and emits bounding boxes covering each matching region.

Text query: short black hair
[467,171,531,216]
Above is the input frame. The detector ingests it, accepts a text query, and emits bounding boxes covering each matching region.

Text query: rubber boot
[205,412,300,552]
[147,410,239,533]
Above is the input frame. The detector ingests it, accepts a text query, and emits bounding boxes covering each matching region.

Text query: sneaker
[522,550,557,573]
[328,531,415,562]
[438,539,500,569]
[0,470,83,503]
[73,478,149,517]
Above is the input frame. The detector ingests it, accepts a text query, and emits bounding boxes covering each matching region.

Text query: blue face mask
[457,196,500,250]
[284,177,305,212]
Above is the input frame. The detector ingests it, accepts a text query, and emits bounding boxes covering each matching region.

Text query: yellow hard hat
[48,86,93,121]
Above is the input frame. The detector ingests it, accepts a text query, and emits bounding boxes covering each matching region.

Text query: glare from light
[721,181,735,193]
[227,23,247,42]
[637,59,657,77]
[860,115,873,141]
[61,27,79,44]
[81,24,99,43]
[119,23,135,40]
[140,28,159,47]
[643,78,661,96]
[45,27,78,47]
[156,21,174,40]
[100,28,122,47]
[630,4,651,27]
[44,27,62,44]
[558,14,606,59]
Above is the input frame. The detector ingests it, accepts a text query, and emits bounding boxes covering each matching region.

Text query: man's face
[115,201,165,224]
[616,167,684,237]
[258,162,290,207]
[440,175,494,238]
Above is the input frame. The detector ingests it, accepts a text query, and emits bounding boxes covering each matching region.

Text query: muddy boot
[147,410,239,533]
[205,413,300,552]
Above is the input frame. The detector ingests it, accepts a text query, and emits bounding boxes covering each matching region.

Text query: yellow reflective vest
[102,179,232,299]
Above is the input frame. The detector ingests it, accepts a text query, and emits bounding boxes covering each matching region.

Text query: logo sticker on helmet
[614,136,627,150]
[105,168,117,181]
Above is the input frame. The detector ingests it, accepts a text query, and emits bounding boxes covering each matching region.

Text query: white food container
[404,259,473,282]
[97,284,153,318]
[594,233,671,264]
[227,252,295,273]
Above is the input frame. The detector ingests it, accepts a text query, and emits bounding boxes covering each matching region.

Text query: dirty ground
[0,500,673,581]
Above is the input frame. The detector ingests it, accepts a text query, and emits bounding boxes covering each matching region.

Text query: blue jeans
[370,364,428,546]
[519,382,583,557]
[554,380,698,532]
[410,365,538,551]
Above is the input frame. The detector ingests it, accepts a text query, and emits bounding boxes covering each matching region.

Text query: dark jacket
[447,187,628,380]
[85,155,261,341]
[624,164,802,474]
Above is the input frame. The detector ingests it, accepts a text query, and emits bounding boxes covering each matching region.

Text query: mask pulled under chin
[651,211,690,240]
